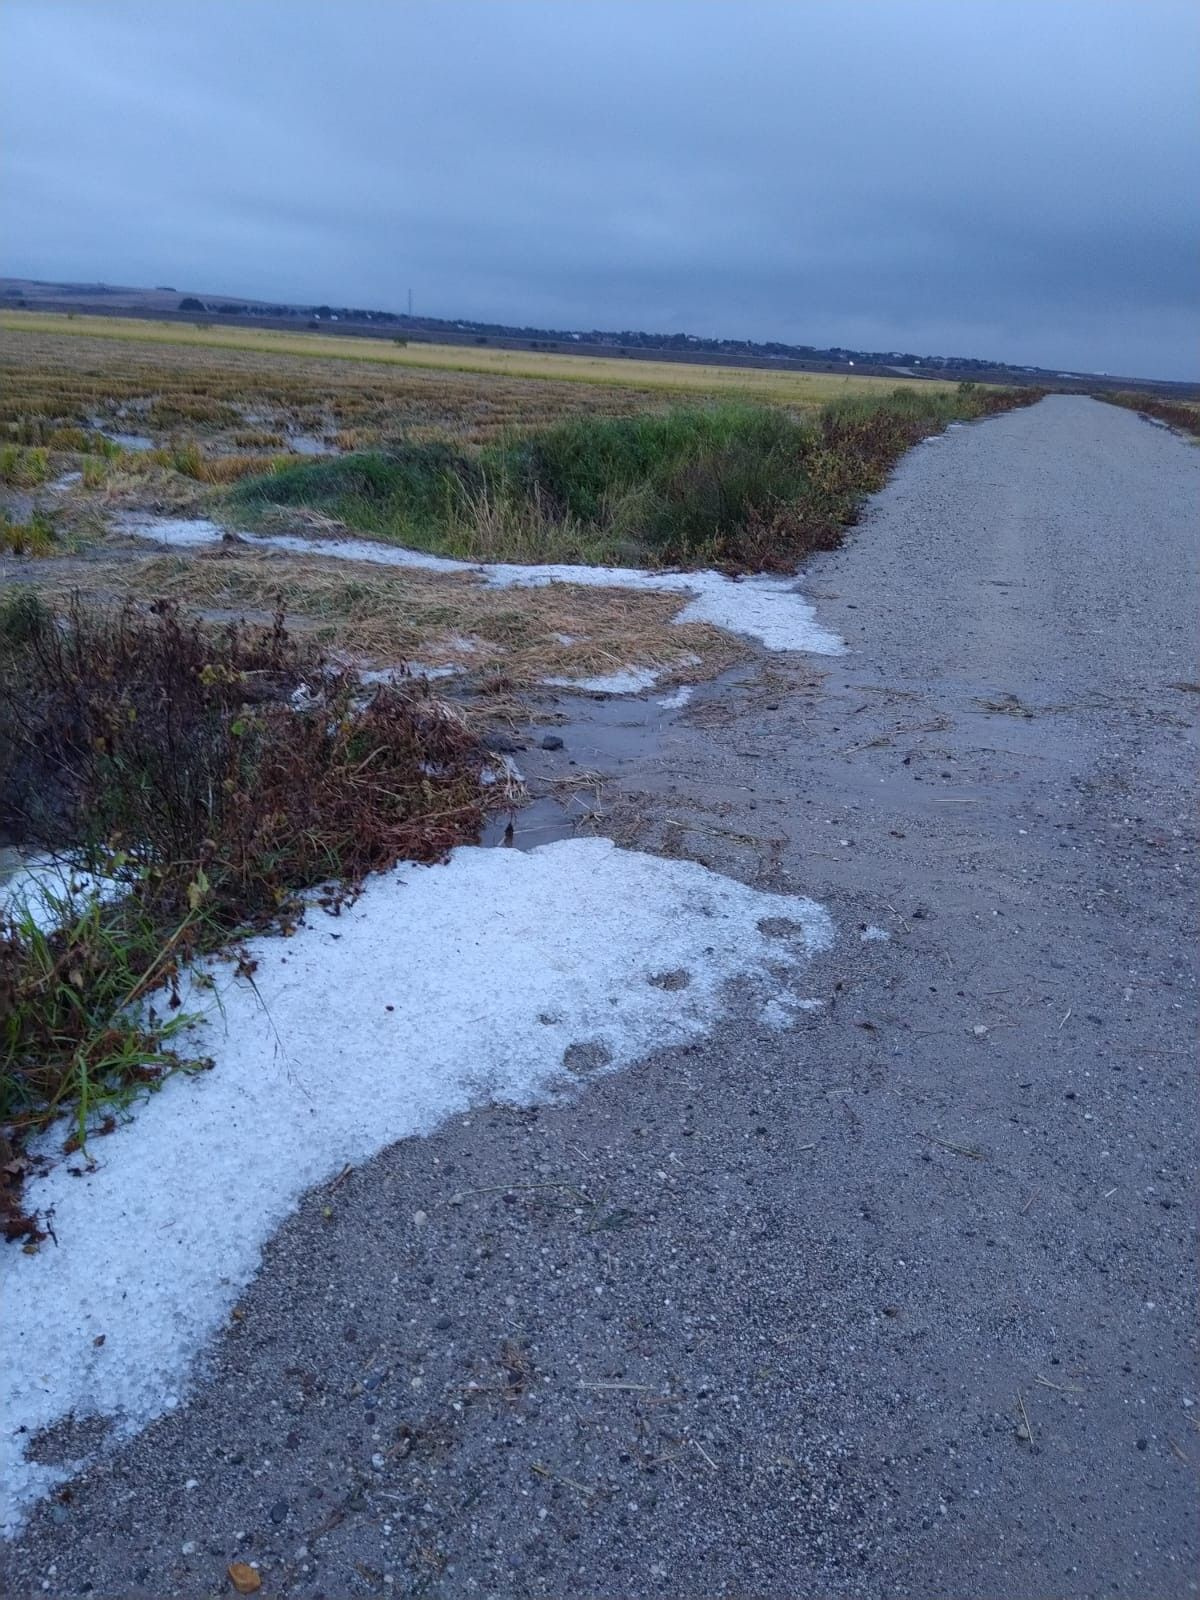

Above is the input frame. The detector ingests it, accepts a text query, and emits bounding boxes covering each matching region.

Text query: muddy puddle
[482,676,727,850]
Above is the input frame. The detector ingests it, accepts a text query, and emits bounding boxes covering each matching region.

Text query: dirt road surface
[5,396,1197,1598]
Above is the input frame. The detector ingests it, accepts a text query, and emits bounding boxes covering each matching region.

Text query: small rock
[269,1500,289,1525]
[372,1452,386,1470]
[227,1563,262,1595]
[540,734,564,751]
[412,1209,428,1228]
[181,1541,196,1555]
[482,731,525,754]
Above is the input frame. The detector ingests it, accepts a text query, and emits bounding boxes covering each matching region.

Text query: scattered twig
[531,1462,597,1498]
[919,1132,987,1160]
[691,1438,719,1473]
[579,1381,662,1393]
[1016,1390,1034,1445]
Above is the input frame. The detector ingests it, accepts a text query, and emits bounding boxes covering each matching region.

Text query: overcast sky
[2,0,1196,379]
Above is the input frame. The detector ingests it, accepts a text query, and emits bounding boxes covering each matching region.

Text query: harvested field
[1,310,961,407]
[24,546,741,693]
[0,318,1039,695]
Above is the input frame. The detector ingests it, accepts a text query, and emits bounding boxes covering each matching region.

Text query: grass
[0,309,963,404]
[0,590,504,1241]
[0,509,59,556]
[232,385,1041,570]
[0,444,51,487]
[0,324,1026,553]
[1096,391,1200,438]
[24,546,739,693]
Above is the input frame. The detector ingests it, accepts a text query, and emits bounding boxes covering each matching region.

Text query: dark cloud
[2,0,1196,377]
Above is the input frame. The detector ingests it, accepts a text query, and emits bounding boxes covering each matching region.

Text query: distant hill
[1,276,1194,396]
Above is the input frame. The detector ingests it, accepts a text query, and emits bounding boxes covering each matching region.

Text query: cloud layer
[2,0,1196,378]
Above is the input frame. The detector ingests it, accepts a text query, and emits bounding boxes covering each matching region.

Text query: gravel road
[5,395,1197,1599]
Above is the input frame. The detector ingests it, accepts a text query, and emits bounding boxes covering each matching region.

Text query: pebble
[540,734,564,750]
[269,1499,289,1524]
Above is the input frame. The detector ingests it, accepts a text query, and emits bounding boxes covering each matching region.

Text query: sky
[1,0,1196,380]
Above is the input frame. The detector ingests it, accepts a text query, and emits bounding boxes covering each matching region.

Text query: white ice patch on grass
[860,925,891,942]
[0,852,119,935]
[359,663,462,684]
[111,517,845,656]
[657,685,694,710]
[114,514,231,549]
[544,665,663,695]
[0,836,831,1533]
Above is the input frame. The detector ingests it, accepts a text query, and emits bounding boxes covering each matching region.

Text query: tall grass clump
[0,445,51,488]
[0,591,501,1240]
[0,509,58,556]
[158,439,286,483]
[235,442,481,543]
[230,386,1042,571]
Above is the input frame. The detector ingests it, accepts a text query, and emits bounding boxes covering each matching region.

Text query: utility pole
[407,287,412,319]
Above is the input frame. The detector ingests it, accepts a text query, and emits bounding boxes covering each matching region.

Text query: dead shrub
[0,592,502,1235]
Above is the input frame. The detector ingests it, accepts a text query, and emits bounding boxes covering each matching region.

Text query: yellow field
[0,309,954,405]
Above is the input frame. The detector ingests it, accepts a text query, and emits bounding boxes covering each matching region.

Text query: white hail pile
[0,836,833,1532]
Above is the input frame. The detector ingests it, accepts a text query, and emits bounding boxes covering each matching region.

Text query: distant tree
[314,305,332,318]
[178,296,205,312]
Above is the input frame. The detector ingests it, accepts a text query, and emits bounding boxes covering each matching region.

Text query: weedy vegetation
[0,509,59,556]
[1096,391,1200,439]
[0,444,52,488]
[234,384,1042,570]
[26,546,737,691]
[0,590,504,1241]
